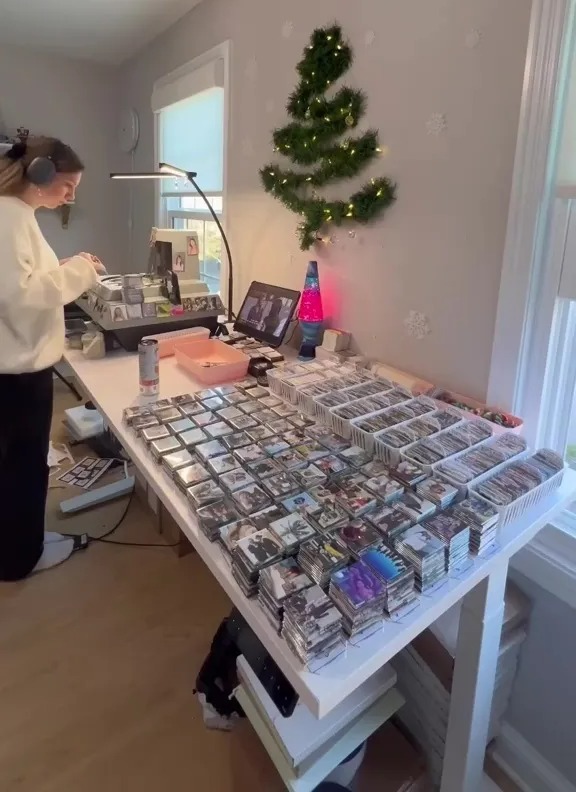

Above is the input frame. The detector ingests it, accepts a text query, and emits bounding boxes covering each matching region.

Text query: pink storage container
[143,327,211,358]
[174,338,249,384]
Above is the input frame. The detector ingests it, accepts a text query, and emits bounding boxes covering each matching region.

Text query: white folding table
[64,349,576,791]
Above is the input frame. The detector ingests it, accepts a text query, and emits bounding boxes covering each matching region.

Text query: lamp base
[298,320,322,361]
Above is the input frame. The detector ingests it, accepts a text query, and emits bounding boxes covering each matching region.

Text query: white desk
[65,349,576,791]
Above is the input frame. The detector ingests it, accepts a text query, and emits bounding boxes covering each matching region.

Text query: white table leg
[440,559,508,792]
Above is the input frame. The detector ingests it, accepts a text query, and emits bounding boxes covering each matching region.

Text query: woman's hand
[78,253,107,275]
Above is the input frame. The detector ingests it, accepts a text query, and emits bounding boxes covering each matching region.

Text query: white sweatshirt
[0,196,97,374]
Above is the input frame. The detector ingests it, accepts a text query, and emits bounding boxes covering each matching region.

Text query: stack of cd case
[297,534,350,587]
[453,495,500,555]
[329,561,386,638]
[174,462,212,492]
[361,546,416,615]
[268,512,316,554]
[150,436,183,462]
[161,448,195,478]
[258,558,314,633]
[338,519,382,558]
[231,528,284,597]
[196,499,240,541]
[424,510,471,572]
[394,525,446,592]
[281,585,345,669]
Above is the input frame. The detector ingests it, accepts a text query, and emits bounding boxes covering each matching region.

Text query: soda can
[138,338,159,397]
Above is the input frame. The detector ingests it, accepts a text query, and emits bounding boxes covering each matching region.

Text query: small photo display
[214,385,237,396]
[220,468,256,493]
[187,236,199,256]
[259,396,283,409]
[178,428,208,448]
[232,483,272,515]
[173,252,185,273]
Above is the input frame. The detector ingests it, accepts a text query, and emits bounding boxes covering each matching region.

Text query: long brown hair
[0,137,84,196]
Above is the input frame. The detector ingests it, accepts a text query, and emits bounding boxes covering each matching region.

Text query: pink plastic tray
[174,339,249,384]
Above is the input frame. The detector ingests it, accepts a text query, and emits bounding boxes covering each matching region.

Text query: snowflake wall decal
[364,30,376,47]
[465,29,482,49]
[404,311,431,340]
[426,113,447,136]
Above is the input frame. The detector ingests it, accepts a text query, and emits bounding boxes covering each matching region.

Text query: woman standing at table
[0,137,105,581]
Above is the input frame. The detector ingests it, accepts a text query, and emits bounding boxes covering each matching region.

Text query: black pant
[0,369,53,581]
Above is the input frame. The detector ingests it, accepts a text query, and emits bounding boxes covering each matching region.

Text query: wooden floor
[0,381,408,792]
[0,381,512,792]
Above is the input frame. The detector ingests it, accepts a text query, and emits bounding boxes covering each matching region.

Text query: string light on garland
[259,23,397,250]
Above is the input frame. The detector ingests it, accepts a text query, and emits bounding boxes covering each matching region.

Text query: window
[152,46,228,295]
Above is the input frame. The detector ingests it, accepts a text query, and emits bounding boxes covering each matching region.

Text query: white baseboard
[492,722,576,792]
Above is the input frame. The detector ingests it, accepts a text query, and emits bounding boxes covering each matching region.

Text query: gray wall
[506,570,576,784]
[119,0,531,401]
[0,44,126,272]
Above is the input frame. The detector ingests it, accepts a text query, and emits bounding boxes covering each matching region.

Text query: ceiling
[0,0,203,65]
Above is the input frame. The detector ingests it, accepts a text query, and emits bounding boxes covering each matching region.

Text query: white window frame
[487,0,576,606]
[153,41,230,300]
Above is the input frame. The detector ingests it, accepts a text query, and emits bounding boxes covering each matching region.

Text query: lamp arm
[188,174,233,323]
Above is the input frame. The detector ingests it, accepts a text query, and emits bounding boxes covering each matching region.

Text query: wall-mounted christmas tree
[260,23,397,250]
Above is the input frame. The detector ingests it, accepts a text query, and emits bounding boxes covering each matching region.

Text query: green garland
[260,24,397,250]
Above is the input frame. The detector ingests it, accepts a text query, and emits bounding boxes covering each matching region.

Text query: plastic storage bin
[174,338,249,384]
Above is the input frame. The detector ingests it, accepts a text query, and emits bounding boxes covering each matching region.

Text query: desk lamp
[110,163,234,323]
[298,261,324,360]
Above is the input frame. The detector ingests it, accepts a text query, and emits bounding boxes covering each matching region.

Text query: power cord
[64,486,180,548]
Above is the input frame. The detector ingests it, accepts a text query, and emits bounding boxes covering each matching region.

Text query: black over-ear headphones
[5,142,57,186]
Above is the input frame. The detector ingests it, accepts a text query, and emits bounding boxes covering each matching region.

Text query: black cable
[64,486,180,548]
